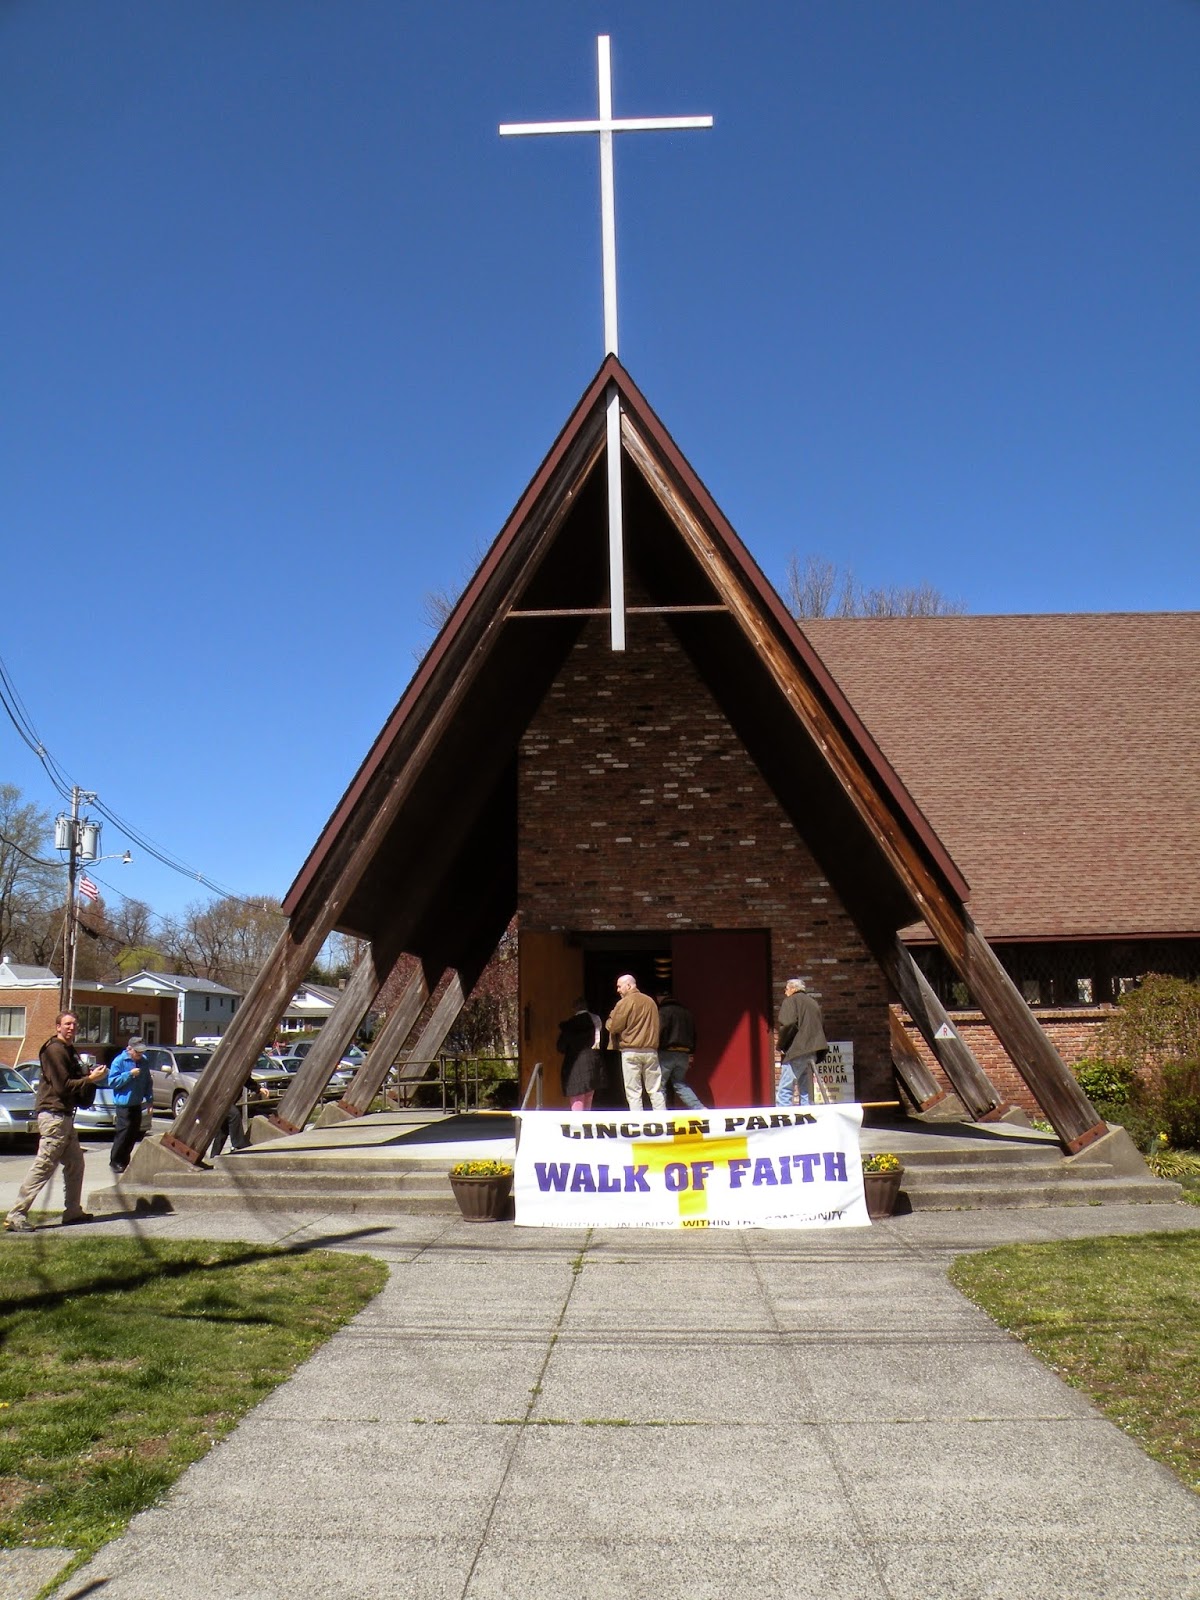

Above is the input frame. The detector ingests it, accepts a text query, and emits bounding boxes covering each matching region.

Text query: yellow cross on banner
[632,1133,750,1221]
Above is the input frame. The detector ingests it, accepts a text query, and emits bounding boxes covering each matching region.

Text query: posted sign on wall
[514,1105,869,1229]
[813,1041,855,1105]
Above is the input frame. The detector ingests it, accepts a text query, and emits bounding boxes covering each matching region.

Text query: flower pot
[863,1168,904,1219]
[449,1172,514,1222]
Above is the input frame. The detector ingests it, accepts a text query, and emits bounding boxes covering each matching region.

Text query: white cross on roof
[500,37,713,650]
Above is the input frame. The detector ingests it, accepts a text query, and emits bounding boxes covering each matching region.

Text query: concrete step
[89,1172,460,1216]
[901,1159,1116,1186]
[86,1120,1182,1217]
[897,1174,1179,1209]
[893,1145,1067,1168]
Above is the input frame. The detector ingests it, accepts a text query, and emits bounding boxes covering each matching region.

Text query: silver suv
[143,1046,291,1119]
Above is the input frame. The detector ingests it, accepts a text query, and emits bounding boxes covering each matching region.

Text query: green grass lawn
[0,1236,386,1572]
[950,1232,1200,1493]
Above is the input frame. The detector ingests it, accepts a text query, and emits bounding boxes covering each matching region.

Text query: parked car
[277,1046,362,1096]
[0,1065,37,1141]
[141,1046,291,1119]
[15,1059,121,1134]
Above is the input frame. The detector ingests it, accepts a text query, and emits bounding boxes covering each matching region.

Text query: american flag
[78,875,100,903]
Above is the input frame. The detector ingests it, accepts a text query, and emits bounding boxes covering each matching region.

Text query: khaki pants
[7,1111,85,1221]
[621,1050,665,1113]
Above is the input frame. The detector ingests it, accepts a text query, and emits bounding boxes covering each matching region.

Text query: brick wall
[518,613,893,1099]
[0,987,177,1070]
[897,1005,1114,1115]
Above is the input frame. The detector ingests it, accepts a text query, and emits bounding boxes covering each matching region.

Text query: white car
[15,1060,121,1133]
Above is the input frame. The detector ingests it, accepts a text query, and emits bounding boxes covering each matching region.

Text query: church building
[159,358,1107,1168]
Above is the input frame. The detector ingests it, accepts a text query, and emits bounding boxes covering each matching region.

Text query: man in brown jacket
[5,1011,106,1232]
[606,973,665,1113]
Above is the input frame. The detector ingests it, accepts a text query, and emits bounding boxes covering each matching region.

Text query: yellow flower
[862,1152,901,1174]
[450,1159,513,1179]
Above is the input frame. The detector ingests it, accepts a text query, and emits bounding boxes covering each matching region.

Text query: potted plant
[861,1152,904,1219]
[449,1158,514,1222]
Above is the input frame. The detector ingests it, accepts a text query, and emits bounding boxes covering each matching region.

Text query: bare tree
[784,553,965,620]
[307,930,365,985]
[0,784,63,962]
[416,538,494,657]
[174,895,286,990]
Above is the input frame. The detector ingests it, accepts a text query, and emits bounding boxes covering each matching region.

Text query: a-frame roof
[282,357,970,961]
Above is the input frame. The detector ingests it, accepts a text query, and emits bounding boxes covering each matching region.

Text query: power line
[0,649,260,905]
[0,827,64,871]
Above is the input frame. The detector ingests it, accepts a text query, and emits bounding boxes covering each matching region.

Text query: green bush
[1092,1100,1160,1150]
[1139,1057,1200,1151]
[1073,1057,1135,1107]
[1095,975,1200,1073]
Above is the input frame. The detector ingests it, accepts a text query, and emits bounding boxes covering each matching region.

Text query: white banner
[514,1105,869,1229]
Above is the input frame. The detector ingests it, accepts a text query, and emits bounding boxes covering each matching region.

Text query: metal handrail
[380,1054,519,1114]
[519,1060,543,1110]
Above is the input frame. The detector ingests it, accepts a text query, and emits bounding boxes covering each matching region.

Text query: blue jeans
[659,1051,704,1111]
[776,1053,816,1107]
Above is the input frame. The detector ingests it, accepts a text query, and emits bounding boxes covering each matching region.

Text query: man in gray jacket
[775,978,827,1108]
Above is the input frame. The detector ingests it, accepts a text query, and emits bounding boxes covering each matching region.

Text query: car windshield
[172,1052,212,1072]
[1,1068,31,1092]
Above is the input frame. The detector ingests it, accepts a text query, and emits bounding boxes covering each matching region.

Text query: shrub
[1098,1100,1161,1152]
[1095,975,1200,1073]
[1073,1057,1135,1107]
[1138,1058,1200,1152]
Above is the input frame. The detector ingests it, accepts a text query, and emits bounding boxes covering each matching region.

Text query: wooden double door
[519,928,773,1110]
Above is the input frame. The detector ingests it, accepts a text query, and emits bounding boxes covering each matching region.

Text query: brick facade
[0,986,177,1070]
[518,613,893,1100]
[897,1006,1113,1116]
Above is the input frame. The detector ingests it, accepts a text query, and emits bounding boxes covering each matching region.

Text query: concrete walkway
[2,1199,1189,1600]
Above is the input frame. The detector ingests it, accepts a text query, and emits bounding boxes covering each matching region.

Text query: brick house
[0,961,176,1068]
[803,615,1200,1111]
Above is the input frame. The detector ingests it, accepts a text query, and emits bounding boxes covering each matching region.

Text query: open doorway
[583,935,671,1109]
[584,930,773,1109]
[519,927,774,1110]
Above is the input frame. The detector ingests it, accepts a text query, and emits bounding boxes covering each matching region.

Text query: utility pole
[57,788,93,1013]
[55,789,131,1013]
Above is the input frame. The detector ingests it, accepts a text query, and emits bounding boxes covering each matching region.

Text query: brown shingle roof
[801,613,1200,941]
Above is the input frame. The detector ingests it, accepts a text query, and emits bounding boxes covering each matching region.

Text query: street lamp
[54,788,133,1012]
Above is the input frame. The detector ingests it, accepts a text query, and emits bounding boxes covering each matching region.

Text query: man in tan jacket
[606,973,664,1113]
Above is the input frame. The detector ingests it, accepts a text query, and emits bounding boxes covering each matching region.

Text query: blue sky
[2,1,1198,925]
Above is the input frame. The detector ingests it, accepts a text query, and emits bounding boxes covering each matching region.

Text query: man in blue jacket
[107,1036,154,1175]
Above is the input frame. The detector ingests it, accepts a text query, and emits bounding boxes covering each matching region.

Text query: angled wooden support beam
[880,938,1005,1122]
[340,959,438,1117]
[162,753,508,1163]
[270,947,384,1135]
[161,924,332,1165]
[957,915,1106,1153]
[395,968,476,1090]
[381,893,513,1107]
[888,1010,949,1112]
